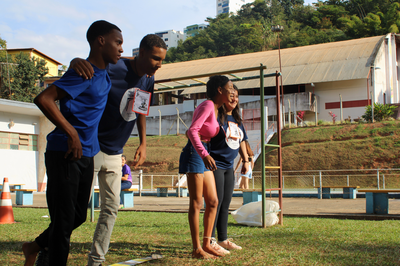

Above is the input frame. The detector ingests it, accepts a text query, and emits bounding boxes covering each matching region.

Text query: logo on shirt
[224,122,244,150]
[120,88,138,122]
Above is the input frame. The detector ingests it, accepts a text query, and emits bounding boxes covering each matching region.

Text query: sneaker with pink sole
[210,238,230,255]
[218,239,242,250]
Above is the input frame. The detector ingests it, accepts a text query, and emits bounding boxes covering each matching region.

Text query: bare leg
[239,177,244,189]
[202,171,225,257]
[244,177,249,189]
[187,173,216,259]
[22,241,41,266]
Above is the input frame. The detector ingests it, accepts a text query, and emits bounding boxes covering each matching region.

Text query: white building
[132,48,140,57]
[217,0,253,15]
[155,30,185,50]
[145,33,400,135]
[184,23,208,39]
[0,99,54,191]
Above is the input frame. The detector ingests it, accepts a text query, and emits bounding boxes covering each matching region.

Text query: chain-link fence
[137,169,400,193]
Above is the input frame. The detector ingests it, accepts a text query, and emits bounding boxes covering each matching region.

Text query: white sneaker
[210,238,230,255]
[218,239,242,250]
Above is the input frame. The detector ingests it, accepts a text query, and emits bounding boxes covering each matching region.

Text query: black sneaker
[35,249,49,266]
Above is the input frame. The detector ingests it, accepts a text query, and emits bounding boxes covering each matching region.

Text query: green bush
[361,103,397,122]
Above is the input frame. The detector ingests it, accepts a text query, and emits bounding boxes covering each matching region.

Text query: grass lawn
[1,208,399,265]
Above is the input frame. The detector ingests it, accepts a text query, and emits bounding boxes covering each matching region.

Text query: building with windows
[217,0,253,15]
[132,30,185,56]
[140,34,400,136]
[155,30,185,50]
[6,48,62,77]
[184,24,208,39]
[0,99,54,191]
[132,48,140,57]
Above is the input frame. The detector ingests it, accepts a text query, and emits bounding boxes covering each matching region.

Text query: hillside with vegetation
[123,120,400,173]
[261,120,400,171]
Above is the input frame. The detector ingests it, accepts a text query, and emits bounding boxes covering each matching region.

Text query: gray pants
[87,151,121,266]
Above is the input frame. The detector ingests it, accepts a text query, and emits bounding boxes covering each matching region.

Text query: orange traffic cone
[0,177,15,224]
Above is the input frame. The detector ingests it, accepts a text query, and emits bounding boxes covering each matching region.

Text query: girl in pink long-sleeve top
[179,75,234,259]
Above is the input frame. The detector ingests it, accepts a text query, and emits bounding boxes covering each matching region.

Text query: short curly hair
[86,20,121,45]
[139,34,167,51]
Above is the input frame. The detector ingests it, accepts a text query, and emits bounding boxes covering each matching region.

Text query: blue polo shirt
[210,115,248,169]
[46,62,111,157]
[98,58,155,155]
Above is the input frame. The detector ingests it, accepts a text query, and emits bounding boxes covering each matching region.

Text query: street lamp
[271,25,284,126]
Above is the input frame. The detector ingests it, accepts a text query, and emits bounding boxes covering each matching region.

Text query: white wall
[0,149,38,189]
[373,38,387,104]
[0,112,39,134]
[305,79,370,122]
[0,111,40,189]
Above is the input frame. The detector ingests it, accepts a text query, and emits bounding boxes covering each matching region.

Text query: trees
[0,38,48,103]
[164,0,399,64]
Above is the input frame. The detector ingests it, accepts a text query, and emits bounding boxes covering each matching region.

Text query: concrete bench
[154,186,188,197]
[10,189,36,205]
[358,189,400,214]
[89,188,138,208]
[120,188,137,208]
[314,186,360,199]
[0,184,25,191]
[240,189,264,205]
[238,189,281,205]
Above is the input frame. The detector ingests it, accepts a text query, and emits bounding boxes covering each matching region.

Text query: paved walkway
[10,192,400,220]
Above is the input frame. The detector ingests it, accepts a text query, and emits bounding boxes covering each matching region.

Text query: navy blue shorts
[179,140,210,174]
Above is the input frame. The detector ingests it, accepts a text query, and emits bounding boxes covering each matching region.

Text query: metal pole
[275,71,283,226]
[158,109,162,136]
[340,94,343,123]
[177,174,180,197]
[90,186,94,222]
[371,92,374,123]
[176,108,179,135]
[347,175,349,186]
[377,169,380,189]
[151,175,153,191]
[139,170,143,197]
[319,171,322,199]
[382,174,385,189]
[288,99,291,128]
[260,64,266,228]
[314,95,318,126]
[278,32,285,129]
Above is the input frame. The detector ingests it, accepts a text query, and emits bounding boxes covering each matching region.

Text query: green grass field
[1,208,399,265]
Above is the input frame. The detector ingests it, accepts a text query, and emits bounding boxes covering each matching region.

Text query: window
[165,38,168,41]
[0,132,38,151]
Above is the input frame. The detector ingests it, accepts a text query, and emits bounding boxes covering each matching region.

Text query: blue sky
[1,0,316,66]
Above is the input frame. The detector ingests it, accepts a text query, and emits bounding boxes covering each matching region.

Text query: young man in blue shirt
[22,20,123,266]
[71,34,167,266]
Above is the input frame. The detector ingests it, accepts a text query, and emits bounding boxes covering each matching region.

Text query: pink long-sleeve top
[187,100,220,159]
